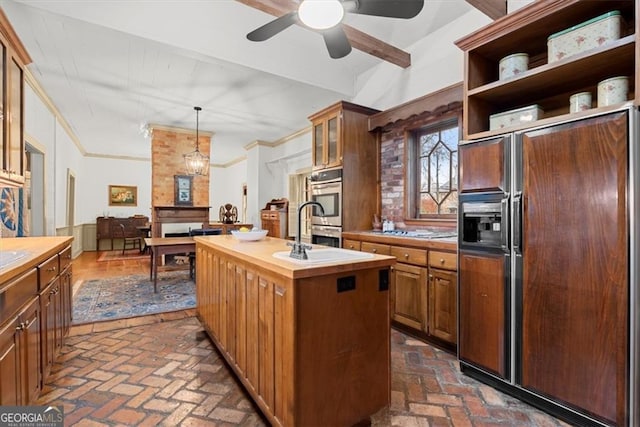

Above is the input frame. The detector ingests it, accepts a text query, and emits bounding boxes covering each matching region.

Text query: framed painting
[174,175,193,206]
[108,185,137,206]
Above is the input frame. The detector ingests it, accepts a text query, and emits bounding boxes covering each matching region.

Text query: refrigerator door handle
[513,192,523,254]
[501,195,510,251]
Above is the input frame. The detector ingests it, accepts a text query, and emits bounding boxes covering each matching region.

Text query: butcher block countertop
[194,234,395,279]
[0,236,73,284]
[342,230,457,251]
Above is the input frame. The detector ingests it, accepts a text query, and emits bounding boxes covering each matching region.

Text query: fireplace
[152,206,210,238]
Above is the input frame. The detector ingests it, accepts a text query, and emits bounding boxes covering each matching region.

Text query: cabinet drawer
[343,239,361,251]
[59,246,72,271]
[261,212,270,220]
[428,251,457,271]
[0,268,38,325]
[391,246,427,266]
[269,212,279,220]
[361,242,391,255]
[38,254,59,288]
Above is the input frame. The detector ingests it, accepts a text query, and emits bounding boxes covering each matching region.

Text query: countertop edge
[0,236,74,283]
[342,231,457,251]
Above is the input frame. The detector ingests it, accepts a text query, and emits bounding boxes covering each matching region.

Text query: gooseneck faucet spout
[288,201,324,260]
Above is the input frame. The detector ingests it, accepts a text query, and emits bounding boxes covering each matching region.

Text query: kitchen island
[193,235,396,427]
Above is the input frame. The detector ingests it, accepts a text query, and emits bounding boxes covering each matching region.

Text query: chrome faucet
[288,201,324,260]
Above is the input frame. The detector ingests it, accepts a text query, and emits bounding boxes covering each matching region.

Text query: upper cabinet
[309,101,379,171]
[455,0,637,139]
[0,10,30,188]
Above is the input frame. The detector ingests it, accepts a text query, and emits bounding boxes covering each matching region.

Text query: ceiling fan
[246,0,424,59]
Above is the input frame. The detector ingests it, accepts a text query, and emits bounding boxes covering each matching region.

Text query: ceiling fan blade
[247,12,297,41]
[322,26,352,59]
[350,0,424,19]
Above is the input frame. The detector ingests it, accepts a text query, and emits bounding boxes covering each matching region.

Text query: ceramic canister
[597,76,629,107]
[569,92,592,113]
[499,53,529,79]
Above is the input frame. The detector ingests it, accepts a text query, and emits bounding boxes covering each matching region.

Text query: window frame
[404,111,461,226]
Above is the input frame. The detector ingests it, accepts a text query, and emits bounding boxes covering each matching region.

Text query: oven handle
[311,182,341,191]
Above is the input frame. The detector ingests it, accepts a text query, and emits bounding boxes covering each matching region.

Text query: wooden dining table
[144,237,195,292]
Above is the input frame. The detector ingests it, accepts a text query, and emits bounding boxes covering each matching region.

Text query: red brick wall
[151,128,210,207]
[380,133,405,223]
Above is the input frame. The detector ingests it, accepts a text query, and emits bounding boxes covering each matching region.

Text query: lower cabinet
[390,262,427,331]
[0,296,41,405]
[0,240,73,406]
[356,238,458,348]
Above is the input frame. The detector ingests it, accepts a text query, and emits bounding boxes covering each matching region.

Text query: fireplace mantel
[152,206,210,237]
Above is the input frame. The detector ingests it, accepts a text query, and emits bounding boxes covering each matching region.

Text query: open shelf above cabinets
[456,0,637,139]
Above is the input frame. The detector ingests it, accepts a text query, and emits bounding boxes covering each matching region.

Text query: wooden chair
[189,228,222,279]
[118,223,141,255]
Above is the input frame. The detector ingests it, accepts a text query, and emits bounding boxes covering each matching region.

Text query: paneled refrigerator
[458,107,638,427]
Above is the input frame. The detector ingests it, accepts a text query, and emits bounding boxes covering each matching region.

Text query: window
[408,117,459,219]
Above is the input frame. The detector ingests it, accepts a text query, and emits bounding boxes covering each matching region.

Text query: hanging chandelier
[183,106,209,176]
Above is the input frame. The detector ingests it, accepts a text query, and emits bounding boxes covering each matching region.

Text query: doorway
[25,143,44,236]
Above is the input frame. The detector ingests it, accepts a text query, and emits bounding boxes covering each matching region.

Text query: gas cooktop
[368,230,457,239]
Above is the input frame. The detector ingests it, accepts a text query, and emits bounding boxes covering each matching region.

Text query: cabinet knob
[47,266,57,272]
[439,258,445,264]
[429,274,433,279]
[372,248,377,253]
[404,253,409,259]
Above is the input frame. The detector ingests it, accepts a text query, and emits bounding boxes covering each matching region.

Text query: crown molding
[149,123,214,137]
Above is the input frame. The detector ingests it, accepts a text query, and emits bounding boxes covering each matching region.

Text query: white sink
[0,250,29,269]
[272,248,374,265]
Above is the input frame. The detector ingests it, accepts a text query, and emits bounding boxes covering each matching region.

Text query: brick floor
[38,316,572,426]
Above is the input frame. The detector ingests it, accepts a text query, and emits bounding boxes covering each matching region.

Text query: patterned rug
[72,271,195,324]
[97,249,149,262]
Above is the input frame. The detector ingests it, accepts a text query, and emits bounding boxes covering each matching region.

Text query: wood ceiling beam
[236,0,412,68]
[465,0,507,20]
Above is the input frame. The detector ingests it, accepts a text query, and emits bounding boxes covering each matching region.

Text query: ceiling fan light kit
[245,0,424,60]
[298,0,345,30]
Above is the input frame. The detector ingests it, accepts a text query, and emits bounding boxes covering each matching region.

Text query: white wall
[210,160,247,222]
[78,157,152,223]
[508,0,535,13]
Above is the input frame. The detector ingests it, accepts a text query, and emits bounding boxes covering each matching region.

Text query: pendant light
[183,106,209,176]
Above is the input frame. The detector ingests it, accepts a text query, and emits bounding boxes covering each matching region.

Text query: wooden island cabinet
[194,235,395,427]
[0,236,73,405]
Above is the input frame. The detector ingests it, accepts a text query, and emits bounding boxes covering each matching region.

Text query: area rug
[72,271,195,324]
[97,249,149,262]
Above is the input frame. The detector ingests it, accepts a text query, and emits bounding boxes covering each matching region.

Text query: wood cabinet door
[325,113,340,168]
[312,121,324,168]
[258,276,275,412]
[428,268,457,344]
[519,111,628,426]
[391,263,427,331]
[39,280,57,383]
[245,269,259,390]
[234,264,247,375]
[458,250,508,379]
[459,135,509,194]
[0,317,20,405]
[20,298,41,404]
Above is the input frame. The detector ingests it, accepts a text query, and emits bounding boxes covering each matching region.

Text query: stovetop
[367,230,457,239]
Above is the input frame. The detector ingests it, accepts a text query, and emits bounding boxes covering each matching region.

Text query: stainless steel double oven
[309,168,342,247]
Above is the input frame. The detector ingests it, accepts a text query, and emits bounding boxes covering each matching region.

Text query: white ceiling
[1,0,473,165]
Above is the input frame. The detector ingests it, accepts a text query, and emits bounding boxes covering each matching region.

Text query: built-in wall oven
[311,225,342,248]
[310,168,342,247]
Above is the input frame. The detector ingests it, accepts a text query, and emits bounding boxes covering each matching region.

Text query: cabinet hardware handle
[372,249,377,253]
[47,267,56,272]
[481,293,488,297]
[404,253,409,259]
[439,259,444,264]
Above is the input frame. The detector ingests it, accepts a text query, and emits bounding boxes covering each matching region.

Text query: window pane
[413,119,459,217]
